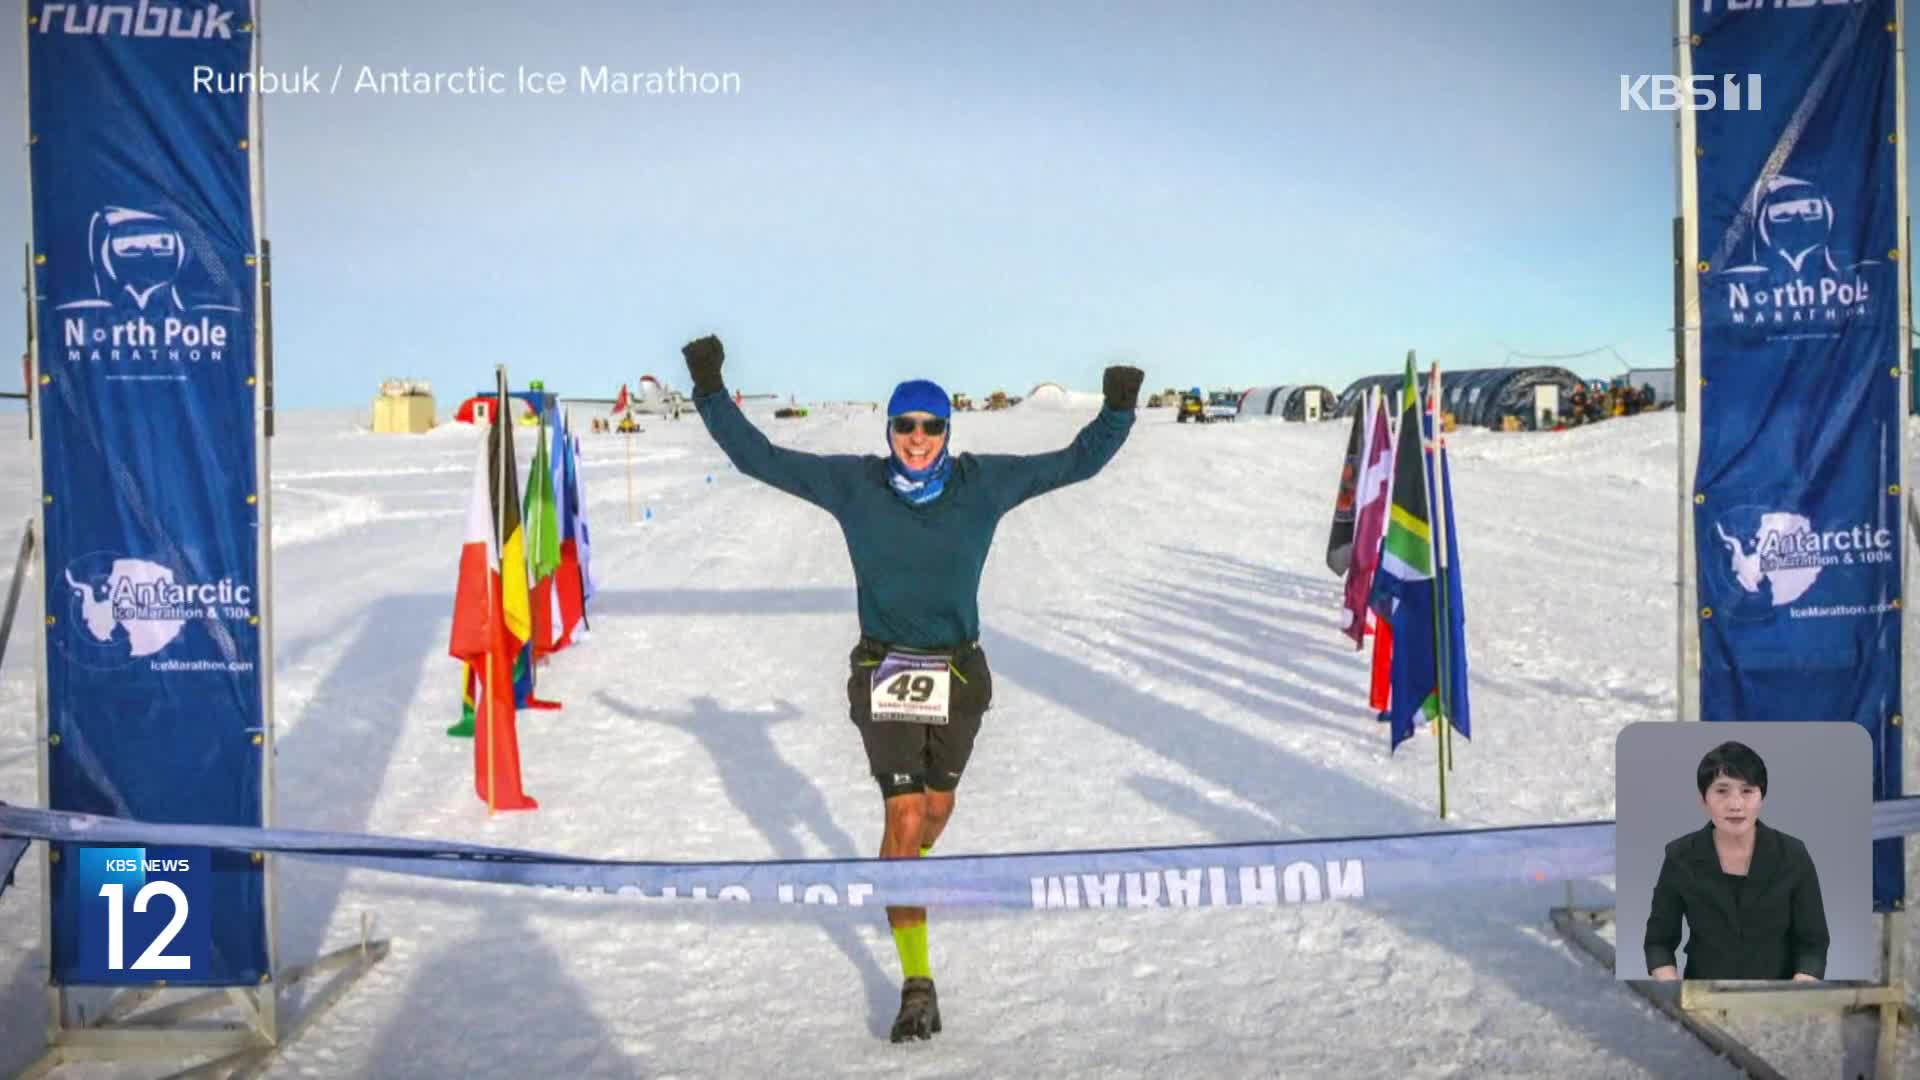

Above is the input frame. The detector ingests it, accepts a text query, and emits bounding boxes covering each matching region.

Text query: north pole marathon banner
[1689,1,1903,908]
[29,0,269,982]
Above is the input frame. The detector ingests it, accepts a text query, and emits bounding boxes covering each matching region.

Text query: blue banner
[29,0,268,982]
[8,799,1920,910]
[1690,2,1904,908]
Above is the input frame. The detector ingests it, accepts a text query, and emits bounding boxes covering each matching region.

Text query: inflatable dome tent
[1237,384,1335,421]
[1024,381,1103,408]
[1336,366,1587,430]
[454,394,534,426]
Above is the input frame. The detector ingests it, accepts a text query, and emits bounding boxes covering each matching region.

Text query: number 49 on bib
[75,845,212,983]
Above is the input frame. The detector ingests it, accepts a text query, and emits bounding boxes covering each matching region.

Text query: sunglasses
[890,417,948,437]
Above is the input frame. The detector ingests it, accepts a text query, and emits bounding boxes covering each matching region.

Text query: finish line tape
[4,800,1918,912]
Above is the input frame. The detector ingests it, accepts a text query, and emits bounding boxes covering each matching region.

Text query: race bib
[868,652,952,725]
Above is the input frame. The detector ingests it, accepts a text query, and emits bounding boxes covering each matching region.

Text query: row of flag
[448,375,598,813]
[1328,352,1471,813]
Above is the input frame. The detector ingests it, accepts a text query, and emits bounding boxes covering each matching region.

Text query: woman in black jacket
[1644,741,1829,982]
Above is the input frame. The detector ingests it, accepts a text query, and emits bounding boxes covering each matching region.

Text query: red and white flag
[1342,387,1395,648]
[448,414,539,812]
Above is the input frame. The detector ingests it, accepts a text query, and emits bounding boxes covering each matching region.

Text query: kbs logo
[35,1,235,38]
[1620,74,1762,112]
[74,845,212,983]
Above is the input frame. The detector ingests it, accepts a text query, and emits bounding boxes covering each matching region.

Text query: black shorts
[847,638,992,798]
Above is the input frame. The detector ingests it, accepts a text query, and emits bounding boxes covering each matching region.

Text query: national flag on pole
[1369,618,1394,713]
[525,404,563,657]
[452,642,540,733]
[448,662,479,738]
[1429,379,1471,741]
[448,408,538,810]
[1326,398,1367,575]
[1368,351,1437,753]
[612,383,630,418]
[570,431,597,604]
[1367,390,1400,715]
[554,409,588,649]
[513,638,540,705]
[1343,387,1394,647]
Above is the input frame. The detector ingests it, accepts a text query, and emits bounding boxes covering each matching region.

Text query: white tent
[1024,382,1103,409]
[1237,384,1333,420]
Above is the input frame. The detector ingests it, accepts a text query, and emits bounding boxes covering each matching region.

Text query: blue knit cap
[887,379,951,419]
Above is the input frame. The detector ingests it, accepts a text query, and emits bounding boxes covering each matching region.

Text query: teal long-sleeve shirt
[694,392,1135,649]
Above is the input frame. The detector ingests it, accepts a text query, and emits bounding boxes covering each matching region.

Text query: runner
[682,334,1142,1040]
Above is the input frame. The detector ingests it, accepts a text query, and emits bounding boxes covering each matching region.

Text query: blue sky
[1,2,1913,408]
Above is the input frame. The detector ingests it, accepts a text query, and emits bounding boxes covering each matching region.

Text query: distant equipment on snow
[628,374,691,418]
[1203,390,1239,422]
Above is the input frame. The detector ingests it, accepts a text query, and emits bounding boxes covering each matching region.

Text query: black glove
[682,335,726,397]
[1103,365,1145,411]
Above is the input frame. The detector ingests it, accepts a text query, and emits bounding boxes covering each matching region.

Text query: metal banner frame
[1611,3,1912,1077]
[15,5,382,1076]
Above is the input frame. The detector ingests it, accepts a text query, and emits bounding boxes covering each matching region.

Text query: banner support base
[12,928,388,1080]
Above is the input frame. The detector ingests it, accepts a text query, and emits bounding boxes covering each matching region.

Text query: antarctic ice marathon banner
[28,1,269,981]
[1688,1,1904,908]
[8,799,1920,911]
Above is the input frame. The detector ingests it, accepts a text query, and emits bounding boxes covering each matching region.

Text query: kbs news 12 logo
[1620,74,1763,112]
[75,846,212,982]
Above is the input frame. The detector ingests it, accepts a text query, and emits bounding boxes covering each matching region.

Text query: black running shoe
[889,977,940,1042]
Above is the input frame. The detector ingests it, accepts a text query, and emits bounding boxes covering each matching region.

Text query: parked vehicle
[1176,388,1206,423]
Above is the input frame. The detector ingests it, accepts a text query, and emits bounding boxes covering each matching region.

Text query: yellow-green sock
[920,843,933,857]
[893,922,932,979]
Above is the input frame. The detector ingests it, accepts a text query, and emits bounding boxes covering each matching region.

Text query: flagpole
[1431,364,1455,780]
[1421,360,1449,818]
[1352,385,1376,651]
[535,395,548,670]
[489,364,507,817]
[624,417,635,523]
[521,390,544,700]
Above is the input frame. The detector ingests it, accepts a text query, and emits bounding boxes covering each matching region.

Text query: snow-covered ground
[0,400,1912,1078]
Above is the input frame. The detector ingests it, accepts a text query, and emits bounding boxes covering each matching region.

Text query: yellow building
[372,378,437,433]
